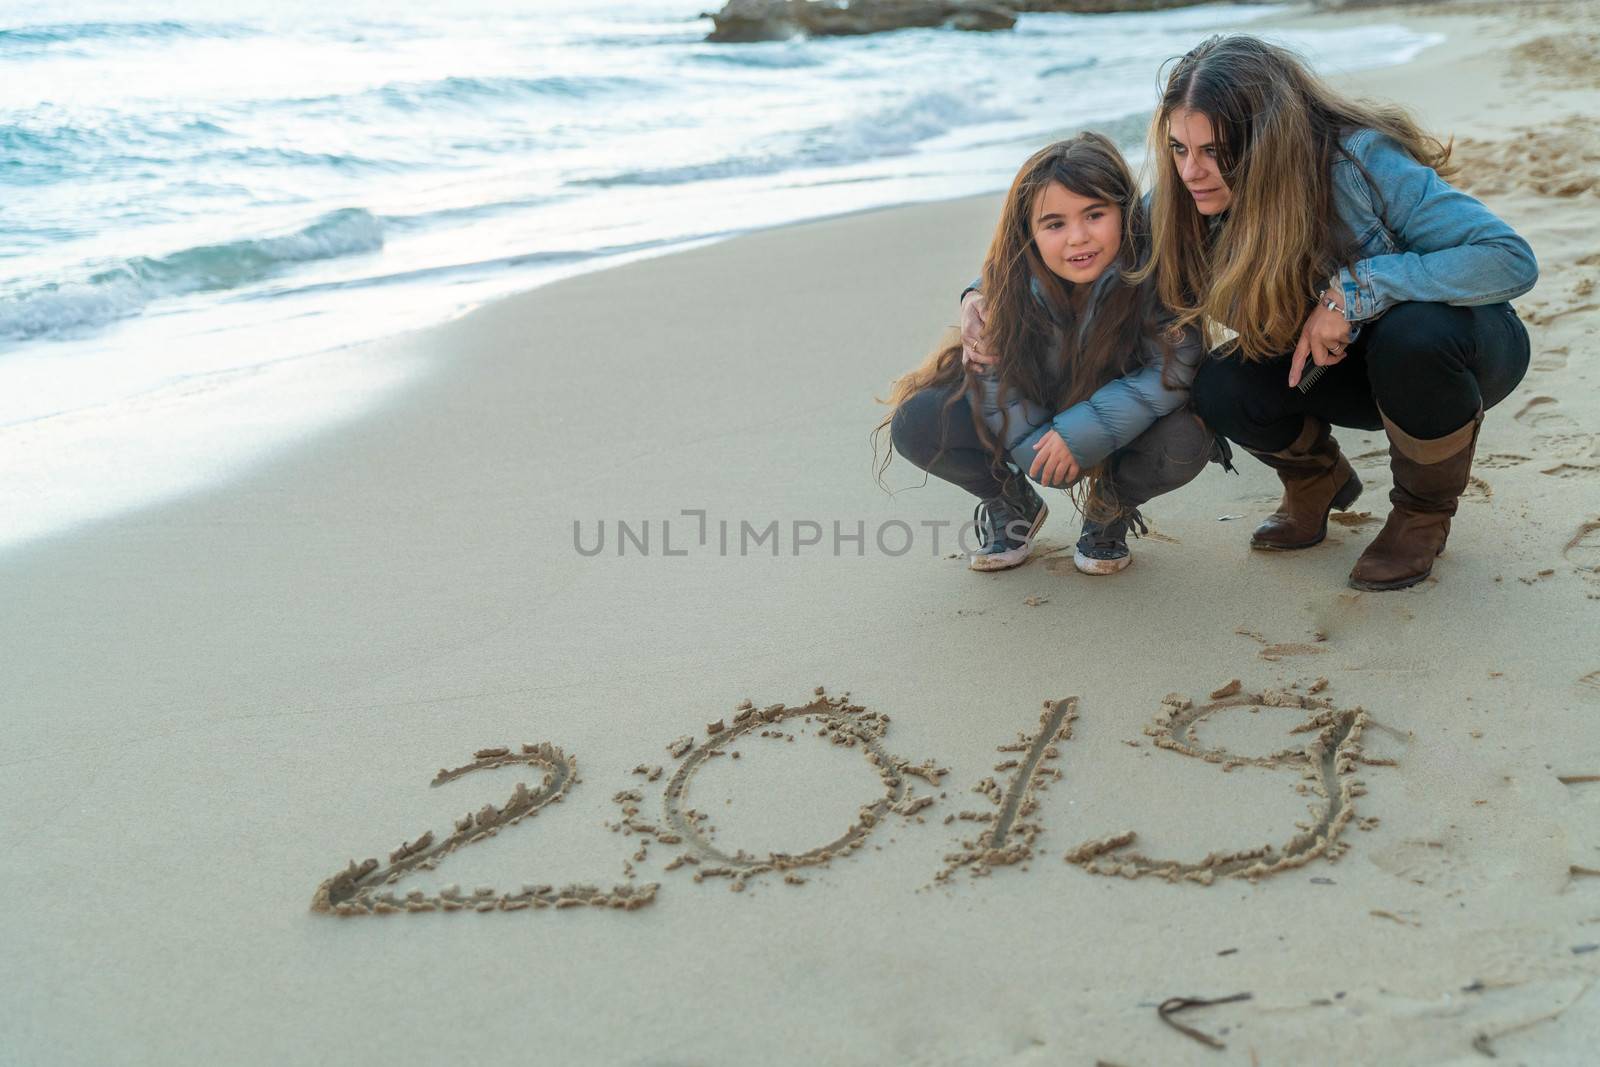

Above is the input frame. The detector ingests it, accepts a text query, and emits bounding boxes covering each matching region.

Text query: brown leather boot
[1245,416,1363,550]
[1348,408,1483,591]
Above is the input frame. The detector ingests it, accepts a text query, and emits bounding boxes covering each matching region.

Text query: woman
[877,132,1212,575]
[1145,34,1536,590]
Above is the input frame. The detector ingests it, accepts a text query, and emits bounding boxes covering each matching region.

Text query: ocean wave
[190,145,418,173]
[0,111,416,183]
[0,123,82,183]
[571,156,773,188]
[1,113,227,157]
[0,108,242,188]
[378,194,571,232]
[575,90,1013,188]
[0,208,383,342]
[809,90,1015,163]
[373,73,653,110]
[0,19,248,51]
[1040,58,1098,77]
[270,73,654,117]
[688,48,823,70]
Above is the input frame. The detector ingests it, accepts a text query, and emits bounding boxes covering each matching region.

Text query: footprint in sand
[1368,836,1491,893]
[1510,244,1600,316]
[1535,433,1600,462]
[1510,35,1600,94]
[1351,448,1389,469]
[1258,642,1329,662]
[1541,462,1600,481]
[1526,306,1599,329]
[1514,396,1580,435]
[1563,520,1600,585]
[1510,398,1598,463]
[1477,453,1532,470]
[1531,345,1569,374]
[1456,113,1600,198]
[1559,774,1600,882]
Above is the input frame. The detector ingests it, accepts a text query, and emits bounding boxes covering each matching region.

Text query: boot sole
[1348,544,1445,591]
[1348,567,1431,591]
[1249,472,1364,551]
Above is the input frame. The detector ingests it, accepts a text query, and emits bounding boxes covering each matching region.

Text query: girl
[877,132,1212,575]
[1145,34,1537,590]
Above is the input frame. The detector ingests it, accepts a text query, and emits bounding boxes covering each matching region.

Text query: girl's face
[1031,182,1122,286]
[1167,108,1233,215]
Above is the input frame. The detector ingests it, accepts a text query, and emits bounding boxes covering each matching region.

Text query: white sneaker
[969,488,1048,572]
[1071,510,1141,575]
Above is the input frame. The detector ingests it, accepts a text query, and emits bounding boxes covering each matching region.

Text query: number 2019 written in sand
[312,684,1392,916]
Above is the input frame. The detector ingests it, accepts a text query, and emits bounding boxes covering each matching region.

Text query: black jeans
[889,383,1212,513]
[1191,301,1530,452]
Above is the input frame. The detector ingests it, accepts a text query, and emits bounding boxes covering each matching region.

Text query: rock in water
[1010,0,1235,11]
[705,0,804,41]
[705,0,1016,43]
[945,6,1017,30]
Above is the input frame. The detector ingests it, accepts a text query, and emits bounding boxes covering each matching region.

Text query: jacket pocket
[1352,220,1396,258]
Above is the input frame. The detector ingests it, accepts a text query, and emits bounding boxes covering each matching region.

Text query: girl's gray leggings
[889,384,1212,514]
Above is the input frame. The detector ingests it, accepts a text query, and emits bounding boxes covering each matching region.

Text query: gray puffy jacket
[970,271,1205,474]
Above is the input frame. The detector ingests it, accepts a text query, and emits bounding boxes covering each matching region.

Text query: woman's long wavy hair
[1140,34,1455,362]
[873,132,1170,518]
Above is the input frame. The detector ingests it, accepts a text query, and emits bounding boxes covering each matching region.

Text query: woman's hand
[1029,430,1079,487]
[960,291,996,369]
[1287,296,1353,389]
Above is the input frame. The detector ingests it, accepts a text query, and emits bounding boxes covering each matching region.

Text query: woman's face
[1168,108,1233,215]
[1031,182,1122,285]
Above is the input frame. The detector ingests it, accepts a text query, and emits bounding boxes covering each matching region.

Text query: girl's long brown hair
[874,132,1170,517]
[1140,34,1454,362]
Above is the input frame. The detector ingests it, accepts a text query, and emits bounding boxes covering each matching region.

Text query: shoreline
[0,4,1453,557]
[6,2,1600,1064]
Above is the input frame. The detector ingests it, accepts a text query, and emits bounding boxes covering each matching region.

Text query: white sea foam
[0,208,384,341]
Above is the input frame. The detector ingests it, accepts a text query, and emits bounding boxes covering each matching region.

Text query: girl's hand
[1029,430,1079,487]
[960,291,996,369]
[1287,297,1353,389]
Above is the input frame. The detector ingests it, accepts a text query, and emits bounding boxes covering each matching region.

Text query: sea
[0,0,1441,548]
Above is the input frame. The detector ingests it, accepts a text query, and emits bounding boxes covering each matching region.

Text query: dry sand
[3,2,1598,1063]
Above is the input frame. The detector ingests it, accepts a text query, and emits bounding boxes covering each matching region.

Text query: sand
[3,1,1599,1063]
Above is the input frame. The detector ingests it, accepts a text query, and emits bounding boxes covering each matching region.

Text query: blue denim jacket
[1332,128,1538,322]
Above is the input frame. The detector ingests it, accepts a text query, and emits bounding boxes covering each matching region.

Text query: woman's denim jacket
[1331,128,1537,323]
